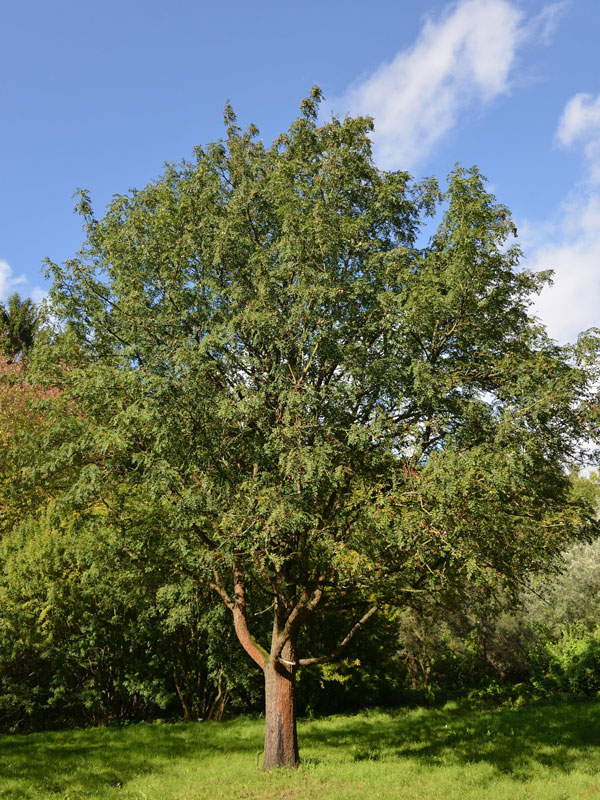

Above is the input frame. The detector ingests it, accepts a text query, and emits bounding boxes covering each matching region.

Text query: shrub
[530,626,600,697]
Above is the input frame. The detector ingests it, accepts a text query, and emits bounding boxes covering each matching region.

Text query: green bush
[0,506,262,731]
[530,627,600,697]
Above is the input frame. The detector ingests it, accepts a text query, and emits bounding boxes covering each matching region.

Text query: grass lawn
[1,701,599,799]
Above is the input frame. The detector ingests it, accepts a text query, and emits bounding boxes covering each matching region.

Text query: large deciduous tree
[40,89,599,768]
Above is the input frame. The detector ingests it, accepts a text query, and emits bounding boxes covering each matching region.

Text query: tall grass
[1,701,599,799]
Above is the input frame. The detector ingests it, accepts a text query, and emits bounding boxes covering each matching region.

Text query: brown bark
[231,556,269,669]
[262,639,299,770]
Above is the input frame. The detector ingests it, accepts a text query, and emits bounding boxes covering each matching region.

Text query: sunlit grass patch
[0,701,599,799]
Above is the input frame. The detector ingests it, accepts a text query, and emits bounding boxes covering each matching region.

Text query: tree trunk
[262,640,299,770]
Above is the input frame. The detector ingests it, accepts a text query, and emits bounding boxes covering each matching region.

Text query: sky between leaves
[0,0,598,344]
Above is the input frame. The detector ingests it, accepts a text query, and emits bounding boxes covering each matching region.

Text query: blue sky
[1,0,598,343]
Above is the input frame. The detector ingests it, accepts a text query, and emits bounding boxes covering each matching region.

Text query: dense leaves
[42,91,599,633]
[0,293,39,362]
[0,504,261,731]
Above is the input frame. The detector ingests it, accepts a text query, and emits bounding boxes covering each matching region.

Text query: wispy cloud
[0,259,27,301]
[331,0,563,170]
[527,91,600,343]
[524,0,567,45]
[0,259,46,306]
[557,92,600,148]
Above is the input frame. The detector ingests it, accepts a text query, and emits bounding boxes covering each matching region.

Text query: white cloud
[557,93,600,147]
[331,0,560,170]
[526,91,600,343]
[529,192,600,343]
[0,259,46,307]
[29,286,48,306]
[524,1,567,45]
[556,92,600,183]
[0,259,27,301]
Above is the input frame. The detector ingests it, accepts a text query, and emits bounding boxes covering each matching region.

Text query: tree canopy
[38,88,600,768]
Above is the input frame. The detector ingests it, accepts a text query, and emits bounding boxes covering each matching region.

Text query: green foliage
[42,97,599,598]
[505,475,600,698]
[0,504,261,731]
[0,293,40,361]
[530,627,600,696]
[386,593,521,694]
[297,607,407,714]
[365,474,600,700]
[525,538,600,637]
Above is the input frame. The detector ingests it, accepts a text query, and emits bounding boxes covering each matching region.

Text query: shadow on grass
[0,718,262,799]
[1,702,599,796]
[300,701,600,779]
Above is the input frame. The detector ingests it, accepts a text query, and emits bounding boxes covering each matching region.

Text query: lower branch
[232,555,269,669]
[296,605,379,667]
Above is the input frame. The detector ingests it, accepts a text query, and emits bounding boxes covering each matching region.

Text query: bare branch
[296,605,379,667]
[200,575,234,611]
[192,522,217,550]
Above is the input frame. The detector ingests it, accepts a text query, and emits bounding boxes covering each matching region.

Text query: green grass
[1,701,600,799]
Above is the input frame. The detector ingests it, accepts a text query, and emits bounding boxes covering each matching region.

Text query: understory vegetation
[0,495,600,731]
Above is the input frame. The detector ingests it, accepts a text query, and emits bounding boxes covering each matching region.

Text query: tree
[0,357,62,538]
[0,500,261,731]
[40,88,599,768]
[0,293,40,362]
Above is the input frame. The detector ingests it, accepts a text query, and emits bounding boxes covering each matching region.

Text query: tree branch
[232,555,269,669]
[271,580,326,660]
[295,605,379,667]
[171,561,235,612]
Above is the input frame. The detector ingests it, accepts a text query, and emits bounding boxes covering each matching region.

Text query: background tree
[384,472,600,699]
[0,501,262,731]
[0,293,39,362]
[39,89,600,769]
